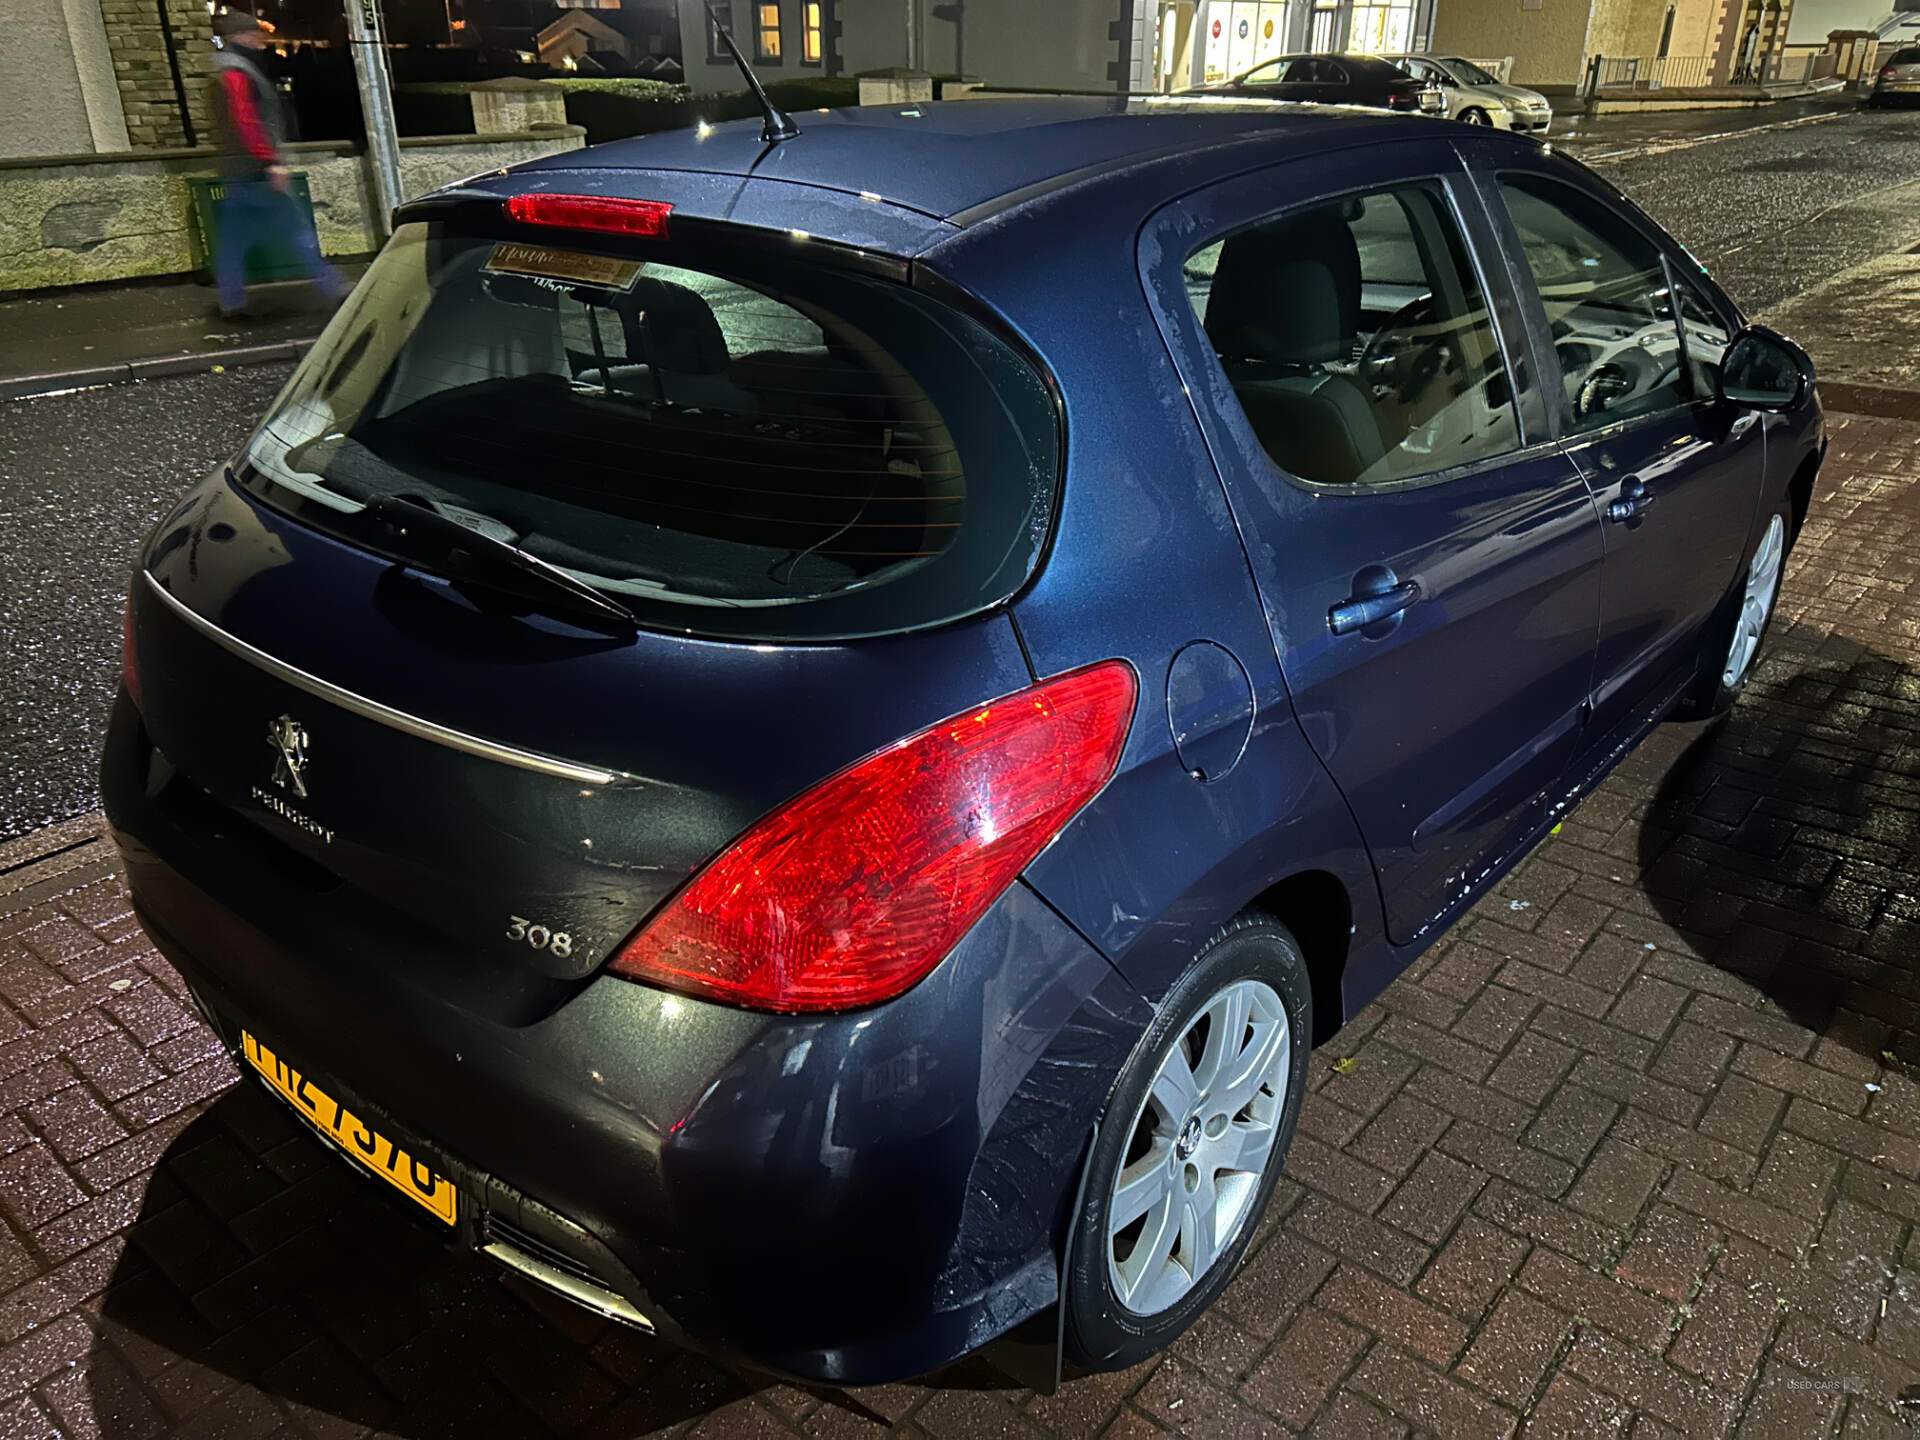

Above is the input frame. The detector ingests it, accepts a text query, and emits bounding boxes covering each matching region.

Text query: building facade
[6,0,217,160]
[676,0,1457,94]
[677,1,1158,93]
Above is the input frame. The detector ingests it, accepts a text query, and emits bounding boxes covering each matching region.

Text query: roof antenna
[703,1,800,143]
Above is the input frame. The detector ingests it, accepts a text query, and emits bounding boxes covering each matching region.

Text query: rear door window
[240,224,1059,642]
[1185,181,1522,486]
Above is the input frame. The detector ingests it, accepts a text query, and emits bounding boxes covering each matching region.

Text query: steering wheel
[1358,296,1453,406]
[1570,344,1684,421]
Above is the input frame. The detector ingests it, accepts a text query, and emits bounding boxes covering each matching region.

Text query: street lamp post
[343,0,405,239]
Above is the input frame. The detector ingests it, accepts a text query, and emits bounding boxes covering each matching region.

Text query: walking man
[209,12,347,319]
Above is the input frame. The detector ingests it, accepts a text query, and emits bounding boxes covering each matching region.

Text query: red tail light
[121,596,140,706]
[610,661,1138,1013]
[505,194,672,239]
[1883,65,1899,78]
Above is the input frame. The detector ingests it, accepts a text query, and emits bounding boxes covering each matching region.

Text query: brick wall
[97,0,213,150]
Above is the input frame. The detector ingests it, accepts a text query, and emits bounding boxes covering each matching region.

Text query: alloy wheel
[1461,108,1490,124]
[1722,512,1786,689]
[1106,979,1291,1316]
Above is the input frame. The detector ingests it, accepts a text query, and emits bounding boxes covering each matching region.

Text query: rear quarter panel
[921,173,1385,1013]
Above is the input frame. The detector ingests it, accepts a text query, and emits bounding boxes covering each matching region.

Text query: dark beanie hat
[215,10,266,37]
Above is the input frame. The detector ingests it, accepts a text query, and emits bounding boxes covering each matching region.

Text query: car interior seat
[1204,207,1386,485]
[614,279,759,415]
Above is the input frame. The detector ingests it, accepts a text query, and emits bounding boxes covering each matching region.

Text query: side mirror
[1718,325,1813,411]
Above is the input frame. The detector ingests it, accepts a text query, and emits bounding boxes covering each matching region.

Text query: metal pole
[154,0,197,148]
[905,0,919,69]
[344,0,404,239]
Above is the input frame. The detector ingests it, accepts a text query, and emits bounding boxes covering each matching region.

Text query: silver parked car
[1868,47,1920,107]
[1387,54,1554,131]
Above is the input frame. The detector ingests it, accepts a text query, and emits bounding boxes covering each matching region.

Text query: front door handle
[1606,476,1652,525]
[1328,566,1420,637]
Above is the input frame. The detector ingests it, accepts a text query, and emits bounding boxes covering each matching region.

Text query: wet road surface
[0,366,289,840]
[1563,101,1920,311]
[4,100,1920,843]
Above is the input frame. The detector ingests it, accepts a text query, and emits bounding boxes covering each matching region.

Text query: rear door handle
[1328,569,1421,636]
[1606,476,1652,525]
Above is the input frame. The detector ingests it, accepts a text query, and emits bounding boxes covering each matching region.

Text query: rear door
[1470,157,1764,738]
[1143,141,1605,945]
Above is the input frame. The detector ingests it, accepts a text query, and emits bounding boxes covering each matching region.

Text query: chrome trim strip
[482,1240,655,1331]
[142,572,624,785]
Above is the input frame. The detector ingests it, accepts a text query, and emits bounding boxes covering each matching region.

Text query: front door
[1144,146,1605,945]
[1479,164,1765,740]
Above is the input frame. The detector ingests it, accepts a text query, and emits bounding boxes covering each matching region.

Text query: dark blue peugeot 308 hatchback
[104,95,1823,1385]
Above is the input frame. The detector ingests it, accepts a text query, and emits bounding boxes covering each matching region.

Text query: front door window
[1497,174,1699,432]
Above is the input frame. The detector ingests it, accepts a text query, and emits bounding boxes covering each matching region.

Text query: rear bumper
[103,692,1150,1384]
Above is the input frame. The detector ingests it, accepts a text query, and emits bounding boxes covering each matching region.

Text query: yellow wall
[1669,0,1722,56]
[1433,0,1730,86]
[1430,0,1591,86]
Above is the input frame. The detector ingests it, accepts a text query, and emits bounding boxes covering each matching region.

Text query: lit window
[757,2,782,59]
[803,1,822,63]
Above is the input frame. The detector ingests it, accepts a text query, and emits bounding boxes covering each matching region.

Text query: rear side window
[240,224,1058,642]
[1186,182,1521,487]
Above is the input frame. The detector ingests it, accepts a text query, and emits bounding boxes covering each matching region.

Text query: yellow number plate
[242,1032,458,1225]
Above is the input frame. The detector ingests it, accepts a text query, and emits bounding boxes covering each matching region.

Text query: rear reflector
[610,661,1138,1013]
[121,596,140,706]
[505,194,672,239]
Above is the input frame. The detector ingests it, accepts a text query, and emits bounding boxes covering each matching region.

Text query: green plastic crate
[187,174,320,283]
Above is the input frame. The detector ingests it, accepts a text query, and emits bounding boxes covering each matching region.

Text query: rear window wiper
[356,492,640,634]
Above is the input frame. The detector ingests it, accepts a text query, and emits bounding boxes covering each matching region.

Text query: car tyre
[1062,914,1312,1372]
[1672,500,1792,721]
[1459,107,1492,125]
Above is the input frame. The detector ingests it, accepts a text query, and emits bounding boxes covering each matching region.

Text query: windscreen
[237,223,1058,641]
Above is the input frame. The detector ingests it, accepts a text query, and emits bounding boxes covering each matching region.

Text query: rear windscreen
[237,223,1058,641]
[1892,48,1920,64]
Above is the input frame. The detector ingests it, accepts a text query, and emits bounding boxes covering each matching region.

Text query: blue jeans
[214,176,345,313]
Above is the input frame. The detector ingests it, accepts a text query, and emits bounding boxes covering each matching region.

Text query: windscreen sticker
[483,242,644,290]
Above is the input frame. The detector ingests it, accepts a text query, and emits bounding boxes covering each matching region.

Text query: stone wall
[6,0,131,158]
[0,127,586,292]
[98,0,213,148]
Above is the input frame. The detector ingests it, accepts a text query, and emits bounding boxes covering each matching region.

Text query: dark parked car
[105,96,1822,1386]
[1202,51,1446,115]
[1869,47,1920,106]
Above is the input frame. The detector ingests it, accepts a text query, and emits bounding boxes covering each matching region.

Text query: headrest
[1205,207,1362,366]
[624,277,731,375]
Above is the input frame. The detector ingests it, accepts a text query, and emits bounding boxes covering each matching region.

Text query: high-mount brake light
[609,661,1139,1014]
[505,194,673,239]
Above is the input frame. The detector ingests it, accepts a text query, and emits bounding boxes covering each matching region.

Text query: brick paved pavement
[0,413,1915,1438]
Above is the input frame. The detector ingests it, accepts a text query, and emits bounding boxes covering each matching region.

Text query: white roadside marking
[1574,107,1850,164]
